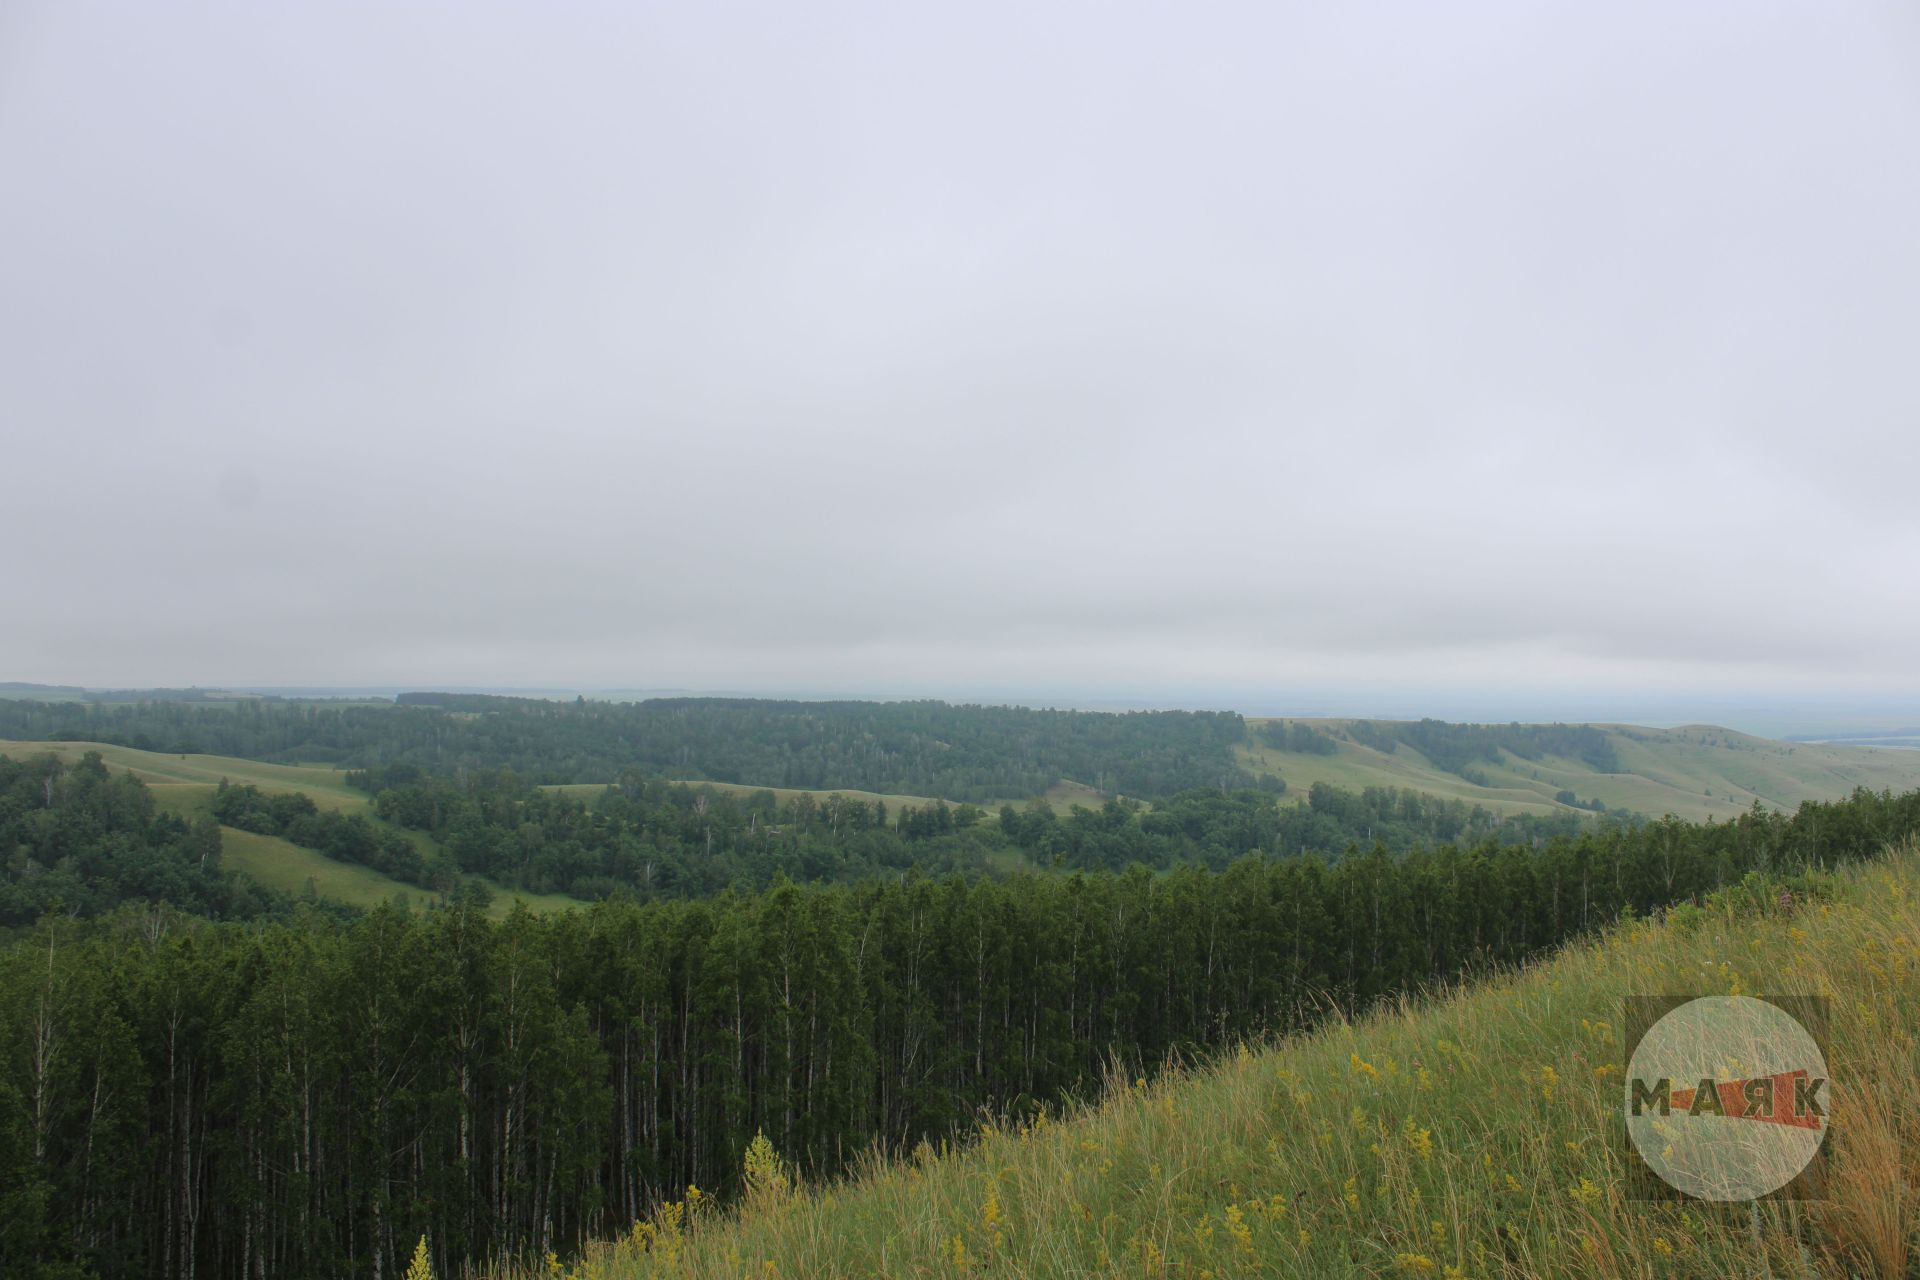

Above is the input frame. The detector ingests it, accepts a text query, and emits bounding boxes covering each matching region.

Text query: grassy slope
[0,737,371,803]
[521,847,1920,1280]
[1242,720,1920,821]
[0,739,579,917]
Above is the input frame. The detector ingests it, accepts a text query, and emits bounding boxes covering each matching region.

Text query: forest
[5,744,1917,1278]
[347,764,1590,900]
[0,753,273,926]
[362,767,996,900]
[0,696,1258,799]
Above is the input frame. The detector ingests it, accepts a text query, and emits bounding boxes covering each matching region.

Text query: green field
[0,739,581,917]
[503,844,1920,1280]
[1036,779,1108,811]
[0,737,369,805]
[1242,719,1920,821]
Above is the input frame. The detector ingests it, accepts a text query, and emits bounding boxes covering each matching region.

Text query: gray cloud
[4,1,1918,706]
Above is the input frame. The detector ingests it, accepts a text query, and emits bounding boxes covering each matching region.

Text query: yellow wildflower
[405,1237,434,1280]
[1404,1116,1434,1162]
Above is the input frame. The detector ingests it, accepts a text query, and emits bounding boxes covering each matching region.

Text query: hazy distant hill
[0,681,88,700]
[4,690,1918,821]
[1243,718,1920,821]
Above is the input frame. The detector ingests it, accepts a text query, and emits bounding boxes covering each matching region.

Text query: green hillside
[0,736,369,803]
[1243,719,1920,821]
[0,739,1015,915]
[505,844,1920,1280]
[0,739,579,917]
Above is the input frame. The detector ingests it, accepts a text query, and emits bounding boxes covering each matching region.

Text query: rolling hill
[1242,719,1920,822]
[15,721,1920,921]
[0,739,580,916]
[0,739,1028,914]
[11,716,1920,917]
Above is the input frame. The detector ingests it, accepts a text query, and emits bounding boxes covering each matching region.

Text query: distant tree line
[1001,782,1598,871]
[6,769,1914,1279]
[0,696,1255,800]
[79,687,291,705]
[1256,719,1339,754]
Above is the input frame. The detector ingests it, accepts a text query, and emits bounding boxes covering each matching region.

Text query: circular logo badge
[1624,995,1828,1200]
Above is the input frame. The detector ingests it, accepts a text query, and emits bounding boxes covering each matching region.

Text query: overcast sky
[3,2,1918,712]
